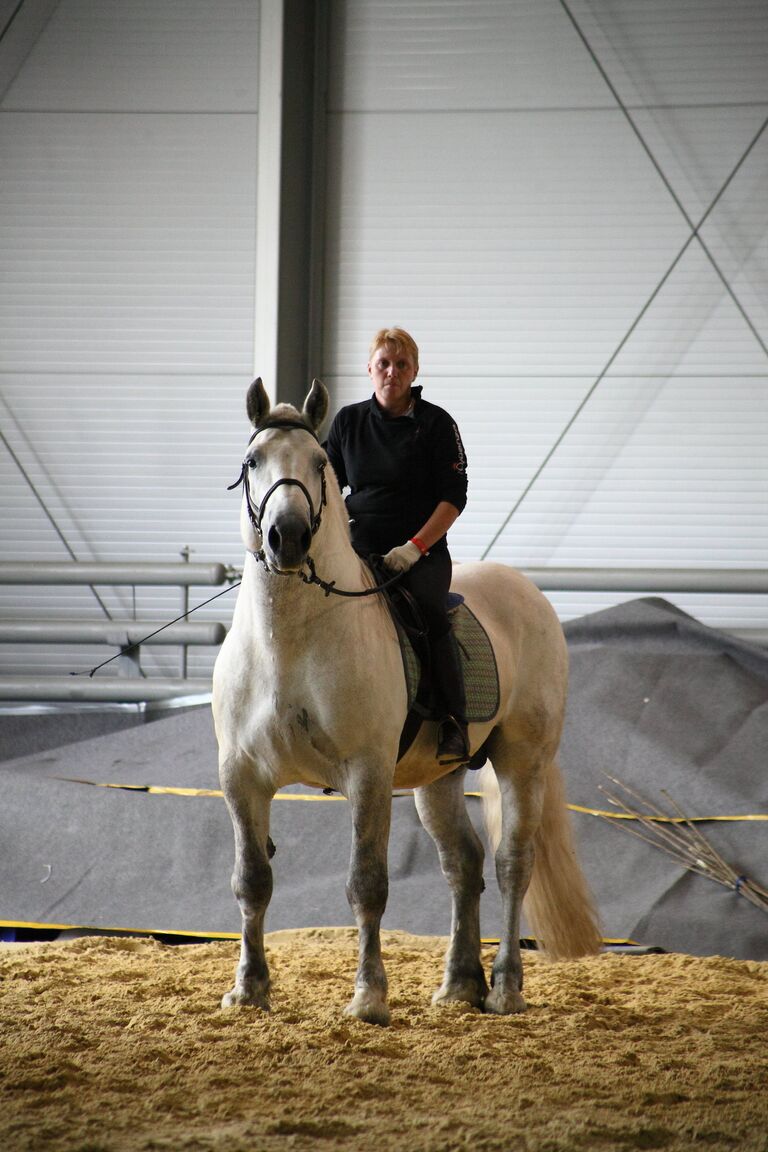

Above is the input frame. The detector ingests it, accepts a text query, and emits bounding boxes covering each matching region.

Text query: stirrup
[437,715,469,763]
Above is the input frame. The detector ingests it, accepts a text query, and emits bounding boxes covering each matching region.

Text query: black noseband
[246,475,325,538]
[227,421,327,565]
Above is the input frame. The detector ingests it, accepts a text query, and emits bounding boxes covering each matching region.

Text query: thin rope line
[480,235,693,559]
[480,14,768,560]
[560,0,768,358]
[0,0,26,44]
[73,582,241,678]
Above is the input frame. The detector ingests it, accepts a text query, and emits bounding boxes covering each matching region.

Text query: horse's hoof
[483,986,527,1015]
[343,990,390,1027]
[221,986,270,1012]
[432,979,486,1009]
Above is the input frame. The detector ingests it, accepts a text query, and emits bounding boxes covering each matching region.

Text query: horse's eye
[247,457,258,469]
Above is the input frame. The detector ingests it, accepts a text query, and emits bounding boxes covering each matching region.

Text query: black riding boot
[430,630,469,762]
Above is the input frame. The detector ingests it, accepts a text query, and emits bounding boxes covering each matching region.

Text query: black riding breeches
[401,550,466,722]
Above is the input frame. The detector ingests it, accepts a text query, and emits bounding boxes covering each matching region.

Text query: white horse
[213,378,601,1026]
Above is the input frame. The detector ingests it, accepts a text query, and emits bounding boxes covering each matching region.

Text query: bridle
[76,414,402,676]
[228,417,404,598]
[228,418,328,556]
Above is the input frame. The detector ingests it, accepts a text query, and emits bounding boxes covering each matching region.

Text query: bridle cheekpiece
[227,418,328,572]
[228,416,404,598]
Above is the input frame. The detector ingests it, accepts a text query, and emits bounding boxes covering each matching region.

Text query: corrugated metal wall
[322,0,768,626]
[1,0,766,684]
[0,0,260,677]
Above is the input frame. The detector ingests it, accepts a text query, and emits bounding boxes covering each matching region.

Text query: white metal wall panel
[569,0,768,108]
[0,113,258,374]
[323,0,768,630]
[328,0,609,110]
[323,110,691,373]
[1,0,260,112]
[0,1,260,678]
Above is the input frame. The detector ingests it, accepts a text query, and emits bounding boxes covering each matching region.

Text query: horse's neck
[310,488,372,592]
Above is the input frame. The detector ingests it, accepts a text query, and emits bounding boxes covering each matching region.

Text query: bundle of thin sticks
[598,775,768,915]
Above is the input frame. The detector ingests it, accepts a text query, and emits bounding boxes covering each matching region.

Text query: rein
[298,553,405,598]
[230,417,405,598]
[75,416,402,677]
[228,418,327,544]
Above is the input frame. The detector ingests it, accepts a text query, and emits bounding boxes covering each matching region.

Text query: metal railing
[0,560,237,702]
[0,561,232,586]
[0,564,765,702]
[521,568,768,595]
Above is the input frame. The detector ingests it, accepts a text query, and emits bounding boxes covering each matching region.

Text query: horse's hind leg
[415,770,488,1008]
[484,739,547,1015]
[220,768,273,1011]
[344,769,392,1026]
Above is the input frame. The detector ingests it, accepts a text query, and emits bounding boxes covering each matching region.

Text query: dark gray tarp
[1,598,766,958]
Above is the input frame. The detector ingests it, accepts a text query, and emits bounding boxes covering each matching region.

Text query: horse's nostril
[301,527,311,553]
[268,525,281,552]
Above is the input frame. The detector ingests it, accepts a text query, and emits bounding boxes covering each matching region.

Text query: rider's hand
[381,540,422,573]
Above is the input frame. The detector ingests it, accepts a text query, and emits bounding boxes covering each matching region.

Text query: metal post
[180,545,191,678]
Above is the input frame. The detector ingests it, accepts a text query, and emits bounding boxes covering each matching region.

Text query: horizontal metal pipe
[1,562,765,594]
[522,568,768,594]
[0,621,227,645]
[0,562,230,586]
[0,677,213,703]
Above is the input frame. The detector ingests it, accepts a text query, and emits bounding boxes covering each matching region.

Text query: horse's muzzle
[265,512,312,573]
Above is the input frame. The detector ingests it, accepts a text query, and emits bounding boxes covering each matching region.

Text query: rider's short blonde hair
[368,327,419,372]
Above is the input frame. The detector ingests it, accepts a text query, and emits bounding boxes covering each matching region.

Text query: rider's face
[368,344,418,416]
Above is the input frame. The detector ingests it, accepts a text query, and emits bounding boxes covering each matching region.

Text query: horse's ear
[302,378,329,433]
[246,377,271,427]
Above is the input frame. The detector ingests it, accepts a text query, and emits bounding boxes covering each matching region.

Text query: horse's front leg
[414,769,488,1008]
[344,770,392,1026]
[220,766,274,1011]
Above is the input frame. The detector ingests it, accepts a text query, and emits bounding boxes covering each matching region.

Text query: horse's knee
[346,864,388,918]
[346,840,388,917]
[448,828,485,880]
[494,843,534,900]
[232,850,273,911]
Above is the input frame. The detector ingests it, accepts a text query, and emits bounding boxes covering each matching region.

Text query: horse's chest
[215,619,405,781]
[238,672,367,763]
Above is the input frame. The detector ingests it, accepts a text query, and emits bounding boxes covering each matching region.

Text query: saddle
[367,559,500,767]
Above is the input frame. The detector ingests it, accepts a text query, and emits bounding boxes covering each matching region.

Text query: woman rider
[324,327,469,762]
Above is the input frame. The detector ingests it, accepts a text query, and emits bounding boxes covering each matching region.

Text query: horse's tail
[480,760,602,960]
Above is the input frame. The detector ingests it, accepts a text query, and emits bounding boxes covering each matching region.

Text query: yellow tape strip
[481,936,640,947]
[465,791,767,823]
[55,777,413,801]
[0,918,240,939]
[1,919,636,949]
[566,803,768,824]
[54,778,767,823]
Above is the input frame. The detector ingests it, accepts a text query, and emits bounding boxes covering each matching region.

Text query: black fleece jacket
[324,386,468,555]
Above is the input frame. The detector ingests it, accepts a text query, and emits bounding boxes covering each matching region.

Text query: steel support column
[254,0,327,409]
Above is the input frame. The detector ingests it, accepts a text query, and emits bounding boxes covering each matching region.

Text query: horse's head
[236,377,330,573]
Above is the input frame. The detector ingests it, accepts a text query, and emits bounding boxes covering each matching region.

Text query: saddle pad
[451,602,500,722]
[395,603,500,724]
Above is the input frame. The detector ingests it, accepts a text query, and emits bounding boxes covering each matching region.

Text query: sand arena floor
[1,927,766,1152]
